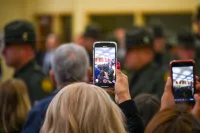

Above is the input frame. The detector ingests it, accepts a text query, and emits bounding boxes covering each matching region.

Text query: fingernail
[117,62,121,70]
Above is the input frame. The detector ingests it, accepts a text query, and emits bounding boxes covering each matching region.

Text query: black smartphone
[93,41,117,88]
[170,60,196,104]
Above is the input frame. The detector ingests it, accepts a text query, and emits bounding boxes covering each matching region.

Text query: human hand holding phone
[160,77,175,110]
[93,41,117,88]
[191,80,200,119]
[170,60,196,104]
[115,62,131,104]
[161,76,200,114]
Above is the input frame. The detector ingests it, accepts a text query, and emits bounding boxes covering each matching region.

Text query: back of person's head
[40,82,126,133]
[51,43,89,86]
[145,107,200,133]
[134,94,160,126]
[0,79,31,133]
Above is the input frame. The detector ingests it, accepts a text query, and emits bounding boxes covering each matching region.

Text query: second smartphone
[170,60,196,104]
[93,41,117,88]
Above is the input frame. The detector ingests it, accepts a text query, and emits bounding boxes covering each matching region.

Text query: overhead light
[179,75,186,79]
[186,77,191,79]
[95,51,103,54]
[173,73,177,77]
[183,71,191,76]
[172,67,181,73]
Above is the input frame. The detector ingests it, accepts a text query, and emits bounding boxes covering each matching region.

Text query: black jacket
[119,100,144,133]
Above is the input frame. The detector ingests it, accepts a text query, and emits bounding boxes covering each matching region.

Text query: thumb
[192,94,200,119]
[115,69,122,77]
[194,94,200,106]
[164,77,172,93]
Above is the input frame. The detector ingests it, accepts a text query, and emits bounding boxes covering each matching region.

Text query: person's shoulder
[32,95,54,112]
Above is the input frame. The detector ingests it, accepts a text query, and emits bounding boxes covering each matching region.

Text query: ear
[84,66,92,83]
[50,70,56,85]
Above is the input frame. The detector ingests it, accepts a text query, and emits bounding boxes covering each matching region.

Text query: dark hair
[145,106,200,133]
[134,94,160,126]
[98,70,105,83]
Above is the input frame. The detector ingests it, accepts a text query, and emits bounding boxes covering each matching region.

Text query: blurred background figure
[82,23,101,67]
[145,107,200,133]
[42,33,60,76]
[105,28,126,70]
[0,79,31,133]
[165,33,179,56]
[125,26,165,98]
[176,29,196,60]
[134,94,160,127]
[114,28,126,66]
[2,20,53,105]
[176,29,200,76]
[151,24,166,67]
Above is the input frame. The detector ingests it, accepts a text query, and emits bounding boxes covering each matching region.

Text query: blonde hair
[0,79,31,133]
[41,83,126,133]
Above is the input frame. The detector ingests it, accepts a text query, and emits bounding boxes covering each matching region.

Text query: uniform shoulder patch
[41,77,54,93]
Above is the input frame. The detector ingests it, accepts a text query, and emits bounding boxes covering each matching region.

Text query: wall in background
[1,0,200,34]
[0,0,27,30]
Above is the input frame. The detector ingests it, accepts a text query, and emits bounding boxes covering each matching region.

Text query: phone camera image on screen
[172,66,194,102]
[94,47,116,87]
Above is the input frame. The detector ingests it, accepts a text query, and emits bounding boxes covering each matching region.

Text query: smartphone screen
[171,62,195,102]
[93,42,117,88]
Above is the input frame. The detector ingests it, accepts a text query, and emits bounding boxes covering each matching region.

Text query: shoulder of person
[33,96,53,112]
[22,96,53,133]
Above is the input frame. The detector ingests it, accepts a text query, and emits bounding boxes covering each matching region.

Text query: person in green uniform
[125,26,165,99]
[3,20,53,105]
[151,25,176,68]
[176,29,200,77]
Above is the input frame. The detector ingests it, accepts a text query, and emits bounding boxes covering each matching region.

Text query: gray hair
[52,43,89,84]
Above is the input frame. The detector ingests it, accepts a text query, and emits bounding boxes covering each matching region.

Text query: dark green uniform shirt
[14,59,53,105]
[129,62,165,99]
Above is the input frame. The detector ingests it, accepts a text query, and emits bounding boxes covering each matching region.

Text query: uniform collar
[14,59,36,77]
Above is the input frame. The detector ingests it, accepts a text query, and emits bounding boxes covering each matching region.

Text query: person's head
[134,94,160,127]
[50,43,89,88]
[165,34,179,55]
[45,33,60,51]
[83,23,101,52]
[125,26,154,71]
[151,25,165,53]
[41,83,126,133]
[176,30,196,60]
[145,107,200,133]
[0,79,31,133]
[3,20,36,70]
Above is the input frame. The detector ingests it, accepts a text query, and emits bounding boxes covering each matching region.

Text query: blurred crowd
[95,62,115,84]
[1,5,200,133]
